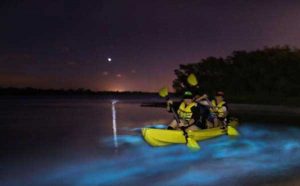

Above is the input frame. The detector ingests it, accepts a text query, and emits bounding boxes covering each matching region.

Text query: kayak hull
[142,120,238,147]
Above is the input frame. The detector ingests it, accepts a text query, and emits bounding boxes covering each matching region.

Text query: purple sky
[1,0,300,91]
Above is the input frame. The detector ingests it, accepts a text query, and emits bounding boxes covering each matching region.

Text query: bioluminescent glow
[2,124,300,186]
[124,124,167,132]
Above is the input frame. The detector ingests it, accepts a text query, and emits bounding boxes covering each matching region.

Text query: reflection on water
[5,125,300,186]
[1,98,300,186]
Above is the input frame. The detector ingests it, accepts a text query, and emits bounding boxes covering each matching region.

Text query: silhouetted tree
[173,46,300,101]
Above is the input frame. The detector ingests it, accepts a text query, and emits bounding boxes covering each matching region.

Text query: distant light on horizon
[105,85,126,92]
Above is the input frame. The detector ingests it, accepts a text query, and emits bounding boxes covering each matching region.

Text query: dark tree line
[173,46,300,104]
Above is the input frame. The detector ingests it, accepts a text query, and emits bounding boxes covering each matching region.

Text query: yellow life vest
[177,102,197,121]
[210,100,227,118]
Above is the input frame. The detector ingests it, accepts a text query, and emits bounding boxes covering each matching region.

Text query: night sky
[1,0,300,91]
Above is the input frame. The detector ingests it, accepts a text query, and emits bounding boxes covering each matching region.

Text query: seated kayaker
[167,91,208,130]
[167,91,195,130]
[208,91,228,129]
[194,94,211,129]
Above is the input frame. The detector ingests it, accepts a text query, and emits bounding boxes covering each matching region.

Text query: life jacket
[210,100,227,118]
[177,102,197,121]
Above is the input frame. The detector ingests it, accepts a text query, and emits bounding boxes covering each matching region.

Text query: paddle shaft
[166,97,189,143]
[165,96,180,123]
[169,104,180,123]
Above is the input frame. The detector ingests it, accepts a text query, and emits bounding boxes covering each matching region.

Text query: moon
[107,57,112,62]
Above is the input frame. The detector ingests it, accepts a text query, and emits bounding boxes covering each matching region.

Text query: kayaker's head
[215,91,225,103]
[183,91,193,104]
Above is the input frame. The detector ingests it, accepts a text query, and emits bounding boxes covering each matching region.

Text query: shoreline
[142,102,300,124]
[0,96,299,119]
[0,93,299,106]
[229,103,300,116]
[141,101,300,116]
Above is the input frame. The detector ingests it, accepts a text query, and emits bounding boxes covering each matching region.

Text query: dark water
[1,97,300,186]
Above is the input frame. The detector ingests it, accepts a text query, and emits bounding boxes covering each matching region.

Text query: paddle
[186,73,240,136]
[227,126,239,136]
[158,87,200,151]
[187,73,198,87]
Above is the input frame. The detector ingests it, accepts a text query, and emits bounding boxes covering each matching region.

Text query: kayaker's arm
[195,94,214,108]
[195,94,208,101]
[187,118,195,126]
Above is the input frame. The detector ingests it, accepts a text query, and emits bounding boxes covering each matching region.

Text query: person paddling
[193,94,211,129]
[208,91,228,128]
[167,91,195,130]
[167,91,209,130]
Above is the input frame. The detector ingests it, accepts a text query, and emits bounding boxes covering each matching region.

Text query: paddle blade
[159,87,169,98]
[227,126,240,136]
[187,73,198,86]
[187,137,201,151]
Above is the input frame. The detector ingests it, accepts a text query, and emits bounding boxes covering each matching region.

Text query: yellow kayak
[142,119,239,147]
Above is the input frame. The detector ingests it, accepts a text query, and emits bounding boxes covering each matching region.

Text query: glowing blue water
[3,124,300,186]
